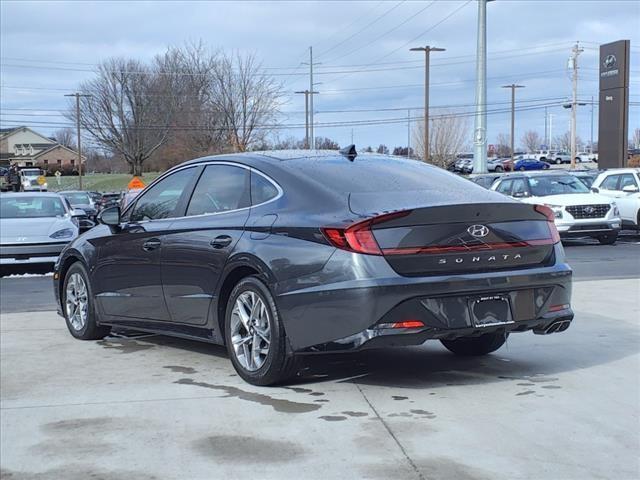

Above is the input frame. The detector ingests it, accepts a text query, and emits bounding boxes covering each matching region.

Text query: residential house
[0,126,85,172]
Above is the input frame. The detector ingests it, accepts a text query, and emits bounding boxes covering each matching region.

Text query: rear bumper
[276,245,573,352]
[0,242,66,265]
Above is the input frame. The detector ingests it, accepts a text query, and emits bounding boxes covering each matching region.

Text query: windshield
[62,192,91,205]
[21,169,41,177]
[529,176,590,196]
[0,196,67,218]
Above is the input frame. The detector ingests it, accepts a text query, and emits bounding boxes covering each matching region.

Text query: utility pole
[302,47,321,149]
[410,46,445,163]
[64,92,91,190]
[407,109,411,158]
[590,95,594,155]
[544,106,548,148]
[502,84,525,163]
[569,42,583,169]
[294,90,317,149]
[472,0,494,174]
[548,113,555,151]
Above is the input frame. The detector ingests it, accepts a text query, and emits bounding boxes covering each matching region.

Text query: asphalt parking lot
[1,237,639,480]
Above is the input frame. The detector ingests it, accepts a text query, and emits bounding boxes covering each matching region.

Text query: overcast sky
[1,0,639,151]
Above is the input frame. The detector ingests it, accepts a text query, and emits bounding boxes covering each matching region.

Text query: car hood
[520,193,613,206]
[0,216,77,244]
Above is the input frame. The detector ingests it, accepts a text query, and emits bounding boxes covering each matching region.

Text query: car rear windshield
[0,196,67,218]
[528,175,590,196]
[62,192,91,205]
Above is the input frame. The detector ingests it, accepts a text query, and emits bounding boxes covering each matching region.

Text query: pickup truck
[532,150,571,164]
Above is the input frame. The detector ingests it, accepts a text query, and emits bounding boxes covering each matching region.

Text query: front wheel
[597,232,618,245]
[441,332,507,356]
[555,158,562,164]
[225,276,297,386]
[494,165,503,172]
[63,262,111,340]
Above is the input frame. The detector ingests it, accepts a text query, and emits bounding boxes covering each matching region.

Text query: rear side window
[251,172,279,205]
[186,165,249,216]
[600,175,620,190]
[619,174,638,189]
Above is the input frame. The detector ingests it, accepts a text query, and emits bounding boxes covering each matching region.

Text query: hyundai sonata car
[53,150,574,385]
[1,192,81,270]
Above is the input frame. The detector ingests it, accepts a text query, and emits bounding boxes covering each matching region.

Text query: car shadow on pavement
[112,309,639,389]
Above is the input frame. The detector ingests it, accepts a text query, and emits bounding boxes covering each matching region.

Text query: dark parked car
[59,190,97,231]
[53,150,573,385]
[514,158,551,171]
[96,192,122,211]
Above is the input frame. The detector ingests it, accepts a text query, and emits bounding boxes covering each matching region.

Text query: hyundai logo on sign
[603,54,617,69]
[467,225,490,238]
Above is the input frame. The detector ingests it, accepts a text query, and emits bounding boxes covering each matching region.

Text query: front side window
[186,165,249,216]
[511,178,529,197]
[129,168,195,222]
[600,175,620,191]
[251,172,279,205]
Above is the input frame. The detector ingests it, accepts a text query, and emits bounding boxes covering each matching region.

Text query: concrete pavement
[1,273,639,479]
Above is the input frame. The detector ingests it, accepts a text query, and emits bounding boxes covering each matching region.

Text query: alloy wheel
[230,291,271,371]
[66,272,88,331]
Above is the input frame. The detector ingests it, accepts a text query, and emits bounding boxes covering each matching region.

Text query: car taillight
[534,204,561,243]
[322,210,411,255]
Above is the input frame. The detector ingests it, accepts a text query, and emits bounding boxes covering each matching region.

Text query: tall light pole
[410,46,445,163]
[64,92,91,190]
[568,42,583,169]
[472,0,493,174]
[502,84,525,163]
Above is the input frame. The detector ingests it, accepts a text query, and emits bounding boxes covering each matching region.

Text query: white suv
[592,168,640,230]
[492,172,621,244]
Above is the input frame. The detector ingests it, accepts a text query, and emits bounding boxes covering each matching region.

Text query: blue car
[514,158,550,171]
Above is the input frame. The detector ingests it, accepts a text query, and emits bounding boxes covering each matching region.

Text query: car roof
[495,170,578,180]
[0,192,63,198]
[600,167,640,174]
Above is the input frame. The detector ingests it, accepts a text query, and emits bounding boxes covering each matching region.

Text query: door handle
[142,239,161,251]
[210,235,232,249]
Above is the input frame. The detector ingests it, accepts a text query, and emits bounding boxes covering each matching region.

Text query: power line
[316,0,407,59]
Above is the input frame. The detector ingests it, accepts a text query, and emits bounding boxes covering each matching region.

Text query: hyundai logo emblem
[467,224,490,238]
[584,206,595,214]
[603,54,616,69]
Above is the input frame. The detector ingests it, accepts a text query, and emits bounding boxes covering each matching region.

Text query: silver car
[0,192,82,268]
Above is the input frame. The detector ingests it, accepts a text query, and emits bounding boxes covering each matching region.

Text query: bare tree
[211,52,284,152]
[69,58,179,176]
[314,136,339,150]
[412,111,470,167]
[555,131,582,153]
[494,133,511,157]
[631,128,640,149]
[53,128,75,149]
[521,130,542,153]
[376,144,389,154]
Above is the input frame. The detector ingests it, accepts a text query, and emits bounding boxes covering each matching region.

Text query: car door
[93,167,199,321]
[612,173,640,224]
[161,163,251,325]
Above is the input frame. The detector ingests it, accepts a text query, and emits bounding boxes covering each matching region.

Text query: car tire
[440,332,508,356]
[495,166,503,172]
[543,164,550,170]
[555,158,562,164]
[519,166,526,171]
[540,157,547,162]
[597,233,618,245]
[225,276,297,386]
[62,262,111,340]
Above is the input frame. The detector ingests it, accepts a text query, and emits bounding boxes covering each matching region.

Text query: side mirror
[591,187,600,194]
[622,185,639,193]
[70,208,86,217]
[97,206,121,226]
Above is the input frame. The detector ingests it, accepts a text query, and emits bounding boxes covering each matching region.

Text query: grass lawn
[47,173,161,192]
